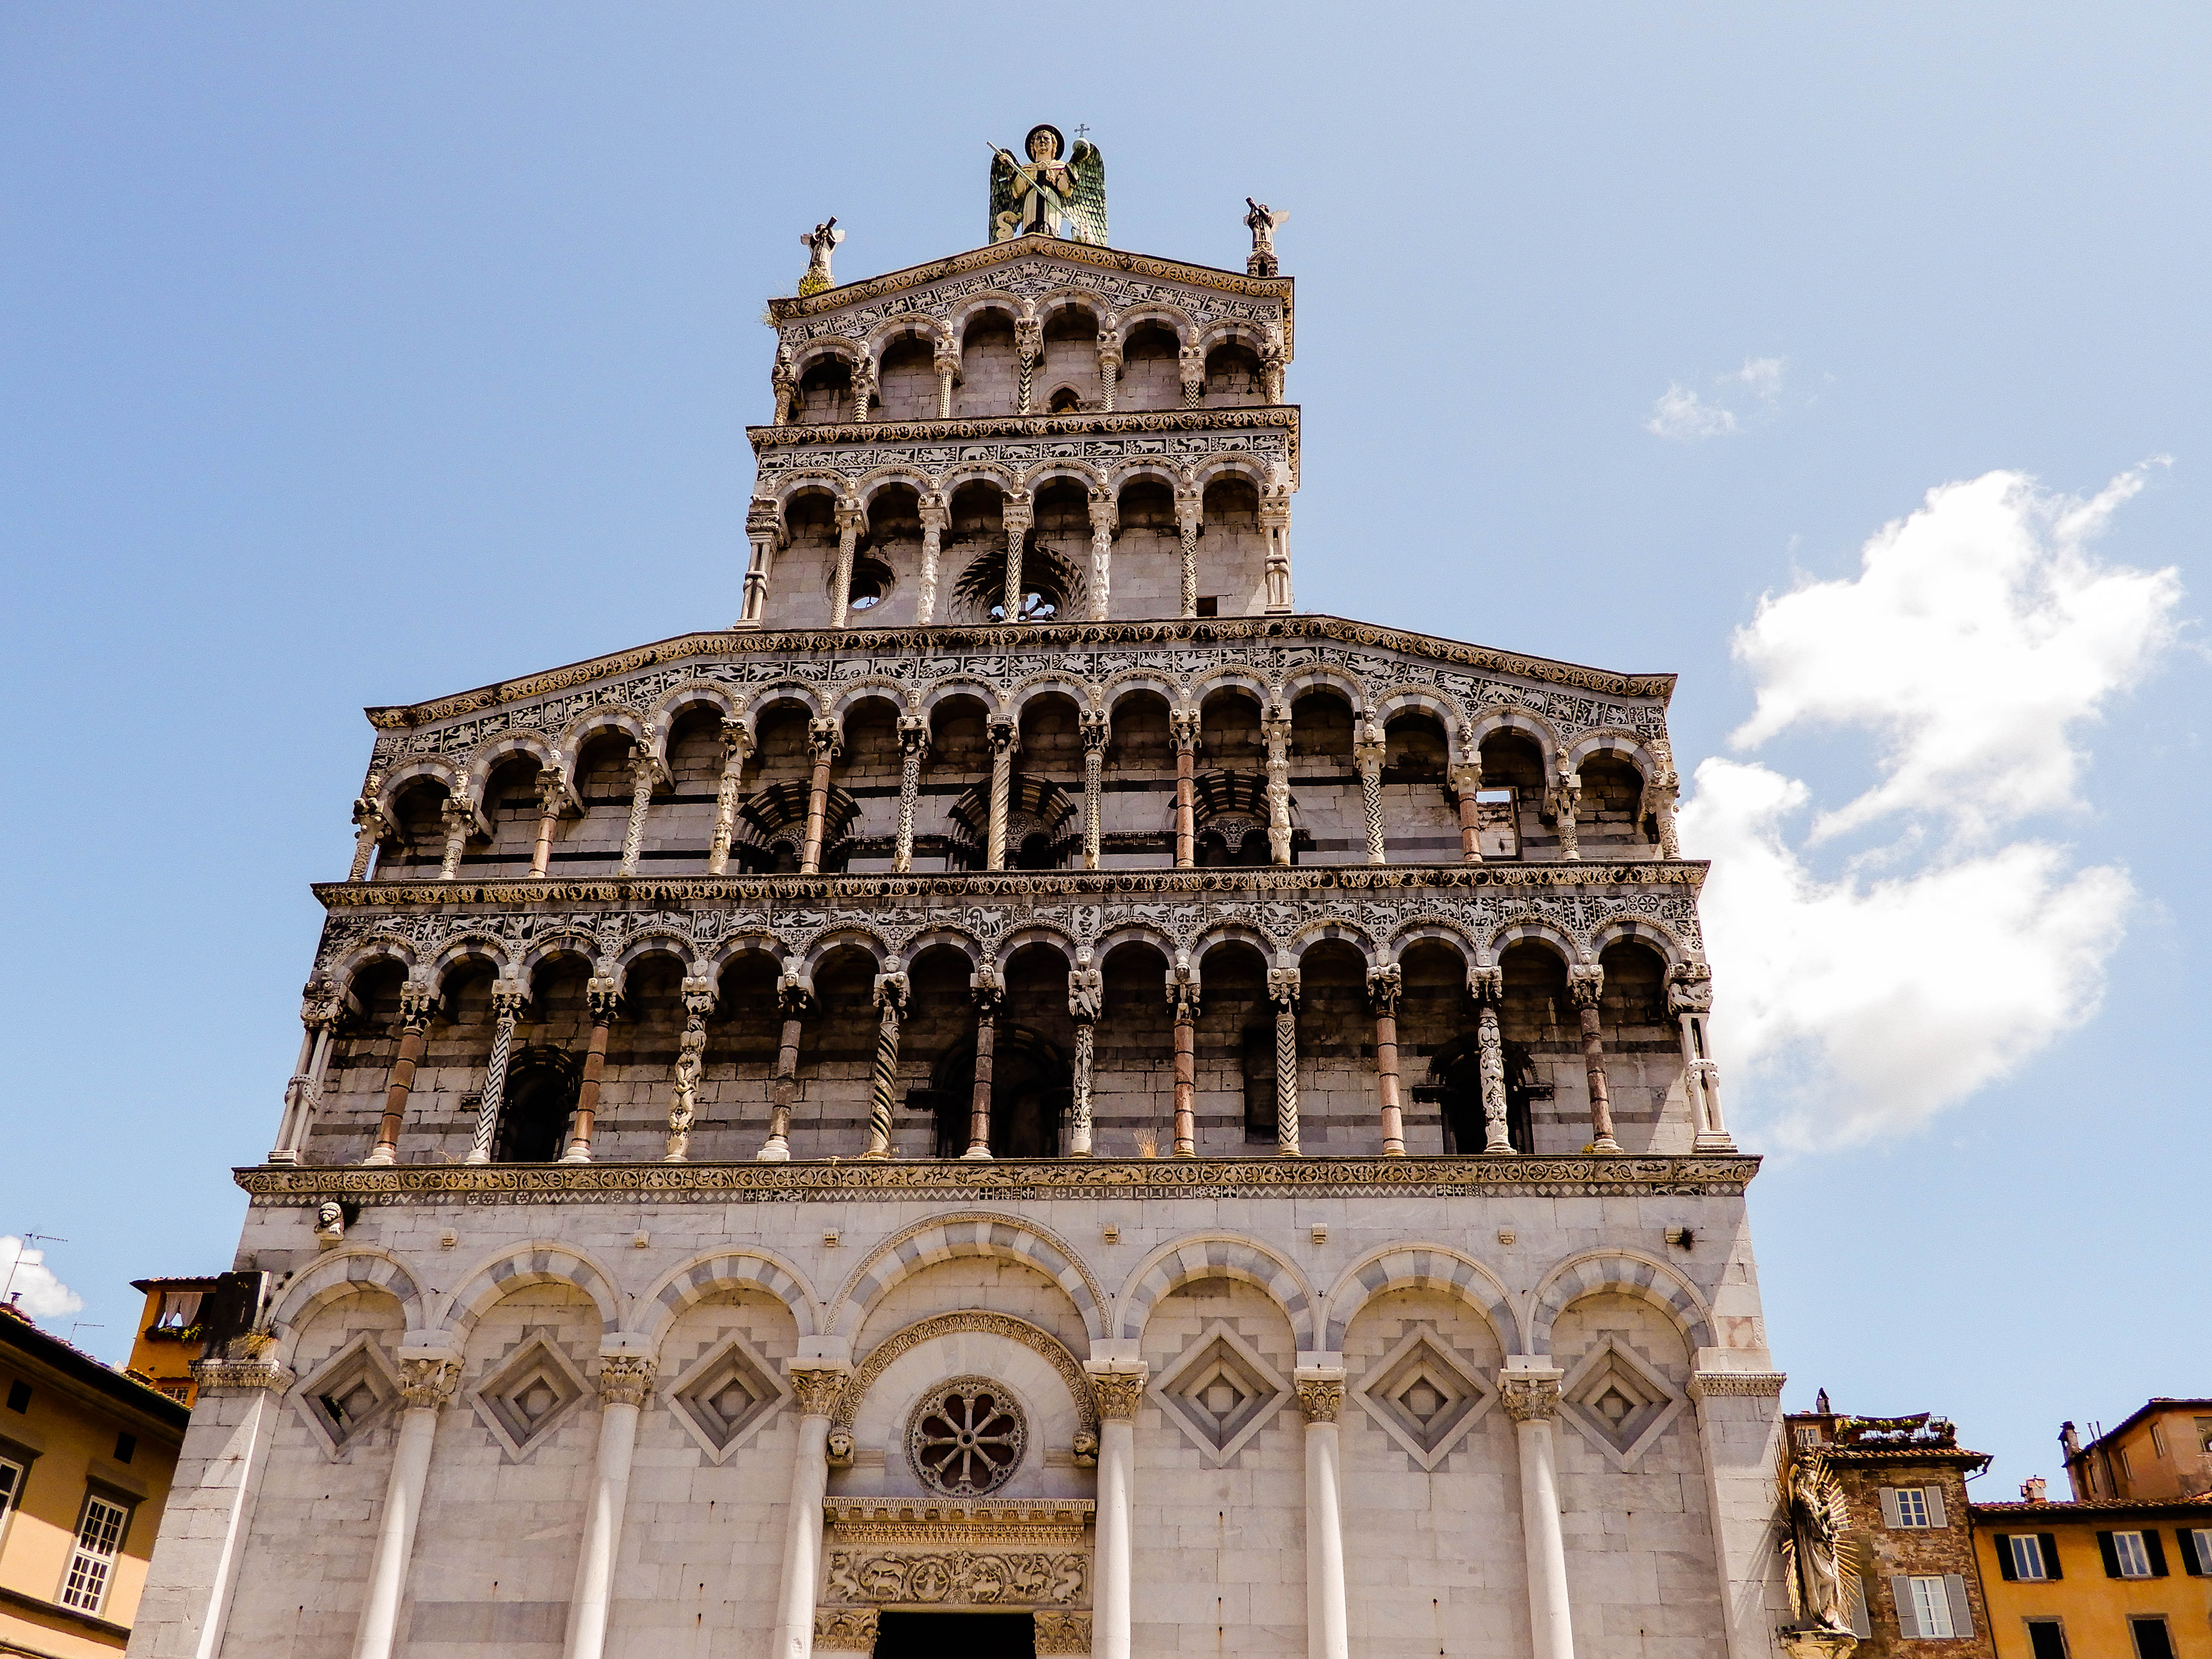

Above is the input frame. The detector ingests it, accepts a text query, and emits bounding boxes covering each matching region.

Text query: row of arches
[358,680,1673,881]
[773,289,1284,425]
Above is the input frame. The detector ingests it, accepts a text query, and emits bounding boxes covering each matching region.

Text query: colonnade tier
[350,678,1684,884]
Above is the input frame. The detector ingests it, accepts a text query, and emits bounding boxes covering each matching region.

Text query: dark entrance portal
[873,1610,1036,1659]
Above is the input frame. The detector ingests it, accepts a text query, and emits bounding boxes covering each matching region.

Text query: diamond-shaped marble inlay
[293,1335,399,1460]
[469,1336,587,1460]
[1558,1336,1683,1468]
[1152,1321,1289,1467]
[669,1333,788,1464]
[1352,1326,1492,1470]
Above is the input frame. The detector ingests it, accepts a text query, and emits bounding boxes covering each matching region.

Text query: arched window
[492,1048,582,1162]
[929,1029,1070,1157]
[1048,386,1083,413]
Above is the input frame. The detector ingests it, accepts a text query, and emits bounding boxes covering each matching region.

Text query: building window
[0,1452,24,1549]
[113,1432,135,1464]
[2131,1617,2176,1659]
[2180,1526,2212,1575]
[5,1380,27,1413]
[1907,1575,1955,1637]
[58,1492,130,1614]
[2006,1534,2051,1580]
[2148,1422,2167,1459]
[2107,1529,2159,1578]
[1884,1484,1935,1528]
[2116,1447,2133,1482]
[2025,1619,2069,1659]
[1792,1425,1821,1448]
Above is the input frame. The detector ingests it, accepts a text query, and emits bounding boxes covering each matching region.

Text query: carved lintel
[812,1608,879,1652]
[1685,1371,1787,1401]
[188,1359,294,1394]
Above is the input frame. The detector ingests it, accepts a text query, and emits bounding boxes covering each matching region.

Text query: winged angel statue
[990,125,1106,246]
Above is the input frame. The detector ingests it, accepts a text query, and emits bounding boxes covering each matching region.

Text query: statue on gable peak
[990,124,1106,247]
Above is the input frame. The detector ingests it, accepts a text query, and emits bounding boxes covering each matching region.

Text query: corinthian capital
[397,1355,462,1409]
[789,1363,849,1419]
[597,1354,657,1409]
[1086,1362,1148,1421]
[1566,965,1604,1010]
[1500,1371,1563,1423]
[1295,1368,1345,1424]
[1365,963,1403,1017]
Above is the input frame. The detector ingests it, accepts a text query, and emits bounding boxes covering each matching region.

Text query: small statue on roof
[1244,198,1288,276]
[798,218,844,296]
[990,125,1106,246]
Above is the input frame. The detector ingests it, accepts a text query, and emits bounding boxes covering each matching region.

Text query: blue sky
[3,3,2205,1492]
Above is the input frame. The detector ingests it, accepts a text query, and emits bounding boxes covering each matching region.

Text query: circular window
[907,1377,1027,1496]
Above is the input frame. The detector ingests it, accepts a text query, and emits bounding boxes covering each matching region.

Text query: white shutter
[1847,1577,1872,1639]
[1924,1484,1948,1528]
[1891,1575,1919,1638]
[1942,1574,1972,1636]
[1878,1487,1903,1528]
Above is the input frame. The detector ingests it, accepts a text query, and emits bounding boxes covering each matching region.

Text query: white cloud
[1680,467,2182,1150]
[0,1237,83,1322]
[1645,382,1738,441]
[1723,355,1787,403]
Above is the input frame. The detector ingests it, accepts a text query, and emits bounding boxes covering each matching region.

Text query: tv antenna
[2,1233,66,1306]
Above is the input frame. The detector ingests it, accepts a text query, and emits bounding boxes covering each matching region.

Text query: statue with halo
[989,125,1106,246]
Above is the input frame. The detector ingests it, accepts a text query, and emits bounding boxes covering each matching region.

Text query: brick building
[127,130,1792,1659]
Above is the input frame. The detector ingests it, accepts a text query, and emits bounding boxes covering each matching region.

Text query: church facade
[128,146,1794,1659]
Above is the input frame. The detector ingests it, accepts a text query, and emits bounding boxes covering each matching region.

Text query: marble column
[738,502,779,628]
[799,719,841,875]
[1079,709,1108,871]
[1647,738,1682,859]
[1264,707,1294,865]
[1095,335,1121,411]
[559,979,618,1164]
[530,767,571,879]
[757,974,811,1164]
[1296,1368,1350,1659]
[1268,968,1302,1155]
[1566,966,1620,1153]
[1068,964,1102,1156]
[1668,963,1735,1150]
[617,744,658,878]
[437,795,474,881]
[348,799,389,882]
[1367,963,1406,1155]
[1087,492,1116,621]
[1260,489,1293,614]
[829,503,865,631]
[1169,969,1199,1156]
[1001,498,1033,621]
[932,344,958,419]
[1178,343,1205,409]
[1353,726,1388,865]
[861,972,908,1159]
[770,345,797,427]
[464,981,527,1164]
[1015,315,1041,415]
[849,357,875,425]
[1451,759,1486,864]
[363,983,434,1166]
[985,717,1017,871]
[1503,1367,1576,1659]
[892,716,928,873]
[270,984,341,1165]
[915,496,947,625]
[705,722,751,877]
[1551,750,1582,862]
[1171,710,1199,868]
[1470,967,1514,1153]
[1174,487,1202,617]
[563,1353,656,1659]
[961,973,1001,1160]
[351,1351,460,1659]
[768,1365,849,1659]
[1261,327,1288,405]
[663,977,714,1164]
[1085,1363,1148,1659]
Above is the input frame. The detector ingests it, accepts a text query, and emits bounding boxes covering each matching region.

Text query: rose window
[907,1377,1027,1496]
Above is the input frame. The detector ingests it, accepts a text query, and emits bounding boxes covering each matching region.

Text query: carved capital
[1666,961,1714,1015]
[917,493,951,531]
[189,1359,293,1394]
[489,980,530,1022]
[1173,488,1202,531]
[745,497,782,538]
[1086,1363,1148,1420]
[1266,967,1301,1009]
[681,976,719,1023]
[597,1354,657,1408]
[439,795,475,834]
[534,765,572,815]
[300,980,343,1031]
[1167,970,1200,1021]
[350,796,391,835]
[814,1608,879,1652]
[986,716,1019,756]
[873,972,910,1016]
[1499,1371,1562,1423]
[1353,737,1387,774]
[719,719,754,763]
[1079,709,1109,751]
[1295,1369,1345,1423]
[1365,963,1403,1017]
[776,973,816,1021]
[1467,965,1505,1007]
[1168,708,1201,753]
[1001,497,1035,533]
[396,1356,462,1409]
[896,715,930,756]
[1034,1612,1092,1654]
[586,977,621,1023]
[1088,492,1117,533]
[396,981,437,1031]
[970,970,1005,1017]
[1068,966,1103,1024]
[808,718,844,763]
[833,500,868,537]
[789,1363,849,1419]
[1566,965,1604,1010]
[1177,343,1206,381]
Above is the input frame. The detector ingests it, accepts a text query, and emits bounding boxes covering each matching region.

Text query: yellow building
[2065,1403,2212,1505]
[120,1279,235,1411]
[1973,1493,2212,1659]
[0,1303,187,1659]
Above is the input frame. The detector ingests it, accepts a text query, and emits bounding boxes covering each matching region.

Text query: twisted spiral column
[861,972,908,1159]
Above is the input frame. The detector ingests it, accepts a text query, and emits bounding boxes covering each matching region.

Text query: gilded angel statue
[990,125,1106,246]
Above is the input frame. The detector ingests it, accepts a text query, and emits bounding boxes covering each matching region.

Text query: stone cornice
[767,235,1291,333]
[235,1153,1759,1205]
[748,404,1298,454]
[313,860,1708,911]
[363,615,1674,730]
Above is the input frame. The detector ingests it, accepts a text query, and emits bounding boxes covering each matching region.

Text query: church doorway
[490,1047,582,1162]
[873,1611,1035,1659]
[929,1027,1072,1158]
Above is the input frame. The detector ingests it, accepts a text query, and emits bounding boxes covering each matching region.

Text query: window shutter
[1942,1574,1973,1637]
[1890,1575,1919,1639]
[1846,1577,1872,1639]
[2179,1528,2207,1576]
[2098,1530,2121,1577]
[1994,1534,2018,1580]
[1924,1484,1948,1528]
[2143,1528,2168,1577]
[2040,1533,2063,1580]
[1878,1487,1903,1528]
